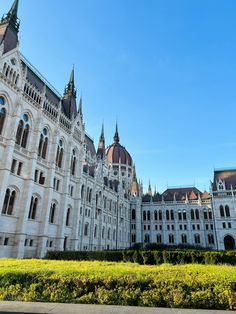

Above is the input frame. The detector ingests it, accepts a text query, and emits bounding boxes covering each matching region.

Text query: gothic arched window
[28,196,38,220]
[94,225,97,238]
[49,203,56,223]
[194,234,200,244]
[132,209,136,220]
[225,205,230,217]
[38,128,48,159]
[220,205,224,217]
[2,188,16,215]
[195,209,200,220]
[181,234,187,244]
[56,139,64,168]
[0,96,6,135]
[66,208,71,226]
[166,210,170,220]
[143,211,146,221]
[70,149,76,175]
[191,209,194,220]
[84,223,89,236]
[16,114,30,148]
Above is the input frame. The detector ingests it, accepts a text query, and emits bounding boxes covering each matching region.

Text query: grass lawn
[0,259,235,309]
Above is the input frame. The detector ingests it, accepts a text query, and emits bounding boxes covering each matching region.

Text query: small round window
[0,96,5,106]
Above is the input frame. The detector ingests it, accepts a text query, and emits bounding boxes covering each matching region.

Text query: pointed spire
[78,96,83,117]
[97,123,106,159]
[131,165,139,197]
[100,123,105,141]
[1,0,20,32]
[63,67,77,119]
[64,66,76,98]
[113,122,120,144]
[148,180,152,196]
[132,164,137,180]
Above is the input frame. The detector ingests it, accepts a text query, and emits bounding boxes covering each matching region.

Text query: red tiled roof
[106,143,132,166]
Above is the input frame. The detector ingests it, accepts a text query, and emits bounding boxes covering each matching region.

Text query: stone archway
[224,235,235,250]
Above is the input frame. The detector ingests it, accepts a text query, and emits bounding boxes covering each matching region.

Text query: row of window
[144,233,215,245]
[2,190,73,227]
[0,97,78,176]
[141,208,212,222]
[83,223,117,241]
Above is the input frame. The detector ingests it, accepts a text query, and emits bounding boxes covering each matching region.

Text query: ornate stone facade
[0,1,235,258]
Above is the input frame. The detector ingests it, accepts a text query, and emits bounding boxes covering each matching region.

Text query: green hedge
[0,259,236,310]
[45,249,236,265]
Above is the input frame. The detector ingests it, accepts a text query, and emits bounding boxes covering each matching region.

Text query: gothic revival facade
[0,1,235,258]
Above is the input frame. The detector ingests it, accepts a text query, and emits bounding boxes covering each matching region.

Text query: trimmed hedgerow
[45,249,236,266]
[0,259,236,309]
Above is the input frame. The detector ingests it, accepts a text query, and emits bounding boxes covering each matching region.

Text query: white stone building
[0,1,235,258]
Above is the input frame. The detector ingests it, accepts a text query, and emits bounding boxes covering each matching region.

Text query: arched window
[2,188,16,215]
[208,234,214,244]
[144,234,150,243]
[132,234,136,242]
[194,234,200,244]
[108,228,110,240]
[203,209,208,220]
[208,210,212,220]
[143,211,146,221]
[16,114,30,148]
[154,210,157,220]
[181,234,187,244]
[178,211,182,220]
[195,209,199,220]
[84,223,89,236]
[0,96,6,135]
[94,225,97,238]
[102,226,105,239]
[159,210,162,220]
[225,205,230,217]
[170,210,174,220]
[66,208,70,226]
[169,234,174,244]
[56,139,64,168]
[81,185,85,200]
[156,234,162,244]
[191,209,194,220]
[218,181,224,190]
[28,196,38,220]
[89,189,92,203]
[70,149,76,175]
[183,211,187,220]
[220,205,224,217]
[132,209,136,220]
[166,210,170,220]
[49,203,56,223]
[147,210,150,220]
[38,128,48,159]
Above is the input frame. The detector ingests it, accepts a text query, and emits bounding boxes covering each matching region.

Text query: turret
[62,67,77,119]
[131,165,139,196]
[97,123,106,159]
[0,0,20,54]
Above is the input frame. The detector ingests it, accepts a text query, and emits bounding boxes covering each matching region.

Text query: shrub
[0,260,235,310]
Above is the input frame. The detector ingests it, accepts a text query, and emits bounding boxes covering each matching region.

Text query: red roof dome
[105,124,132,166]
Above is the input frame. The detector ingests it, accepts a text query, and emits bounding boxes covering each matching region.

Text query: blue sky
[3,0,236,192]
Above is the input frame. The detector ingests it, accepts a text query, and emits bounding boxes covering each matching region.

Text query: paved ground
[0,302,231,314]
